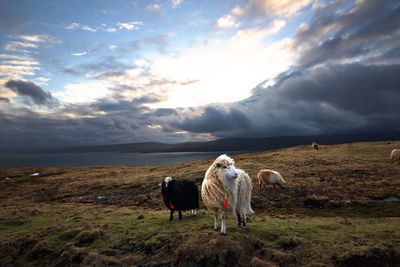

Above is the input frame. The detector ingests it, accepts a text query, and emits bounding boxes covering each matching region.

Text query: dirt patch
[333,246,400,267]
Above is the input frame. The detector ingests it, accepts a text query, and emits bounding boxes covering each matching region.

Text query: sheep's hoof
[214,227,219,231]
[221,232,226,236]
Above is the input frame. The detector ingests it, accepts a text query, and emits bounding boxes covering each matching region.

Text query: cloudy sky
[0,0,399,150]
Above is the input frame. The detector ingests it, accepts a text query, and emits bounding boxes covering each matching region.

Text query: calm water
[0,151,246,168]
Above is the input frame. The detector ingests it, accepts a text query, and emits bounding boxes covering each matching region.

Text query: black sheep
[161,177,199,221]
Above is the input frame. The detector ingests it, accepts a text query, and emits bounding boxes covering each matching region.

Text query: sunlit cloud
[149,21,293,108]
[0,64,40,77]
[171,0,183,8]
[54,80,113,104]
[71,51,88,56]
[218,0,312,26]
[101,23,117,33]
[65,22,97,32]
[216,14,239,29]
[117,21,143,31]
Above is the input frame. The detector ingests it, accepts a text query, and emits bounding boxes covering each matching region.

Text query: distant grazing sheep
[391,149,400,163]
[202,154,253,235]
[311,142,319,150]
[257,169,286,190]
[161,177,199,221]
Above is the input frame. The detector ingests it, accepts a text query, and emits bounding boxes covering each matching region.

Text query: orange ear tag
[170,203,175,209]
[223,199,228,208]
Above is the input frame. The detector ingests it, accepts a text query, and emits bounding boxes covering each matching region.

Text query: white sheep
[201,154,253,235]
[311,142,319,150]
[391,149,400,163]
[257,169,286,190]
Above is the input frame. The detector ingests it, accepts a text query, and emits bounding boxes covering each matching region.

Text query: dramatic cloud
[294,0,400,68]
[175,107,253,133]
[149,22,293,107]
[5,79,58,106]
[1,1,399,151]
[172,63,400,137]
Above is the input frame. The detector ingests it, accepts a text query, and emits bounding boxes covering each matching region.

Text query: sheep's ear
[216,163,221,168]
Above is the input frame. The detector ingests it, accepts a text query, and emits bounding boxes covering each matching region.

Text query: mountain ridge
[32,131,400,154]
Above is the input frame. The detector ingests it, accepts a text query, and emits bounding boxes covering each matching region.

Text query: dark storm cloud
[0,97,10,104]
[174,107,253,133]
[172,63,400,137]
[295,0,400,68]
[5,79,59,106]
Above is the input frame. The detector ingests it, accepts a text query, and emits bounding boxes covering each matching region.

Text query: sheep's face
[215,161,238,180]
[164,176,173,188]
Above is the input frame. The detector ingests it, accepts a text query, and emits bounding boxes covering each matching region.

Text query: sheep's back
[392,149,400,160]
[174,180,199,210]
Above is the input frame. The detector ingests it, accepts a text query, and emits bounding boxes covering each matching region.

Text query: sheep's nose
[233,172,238,178]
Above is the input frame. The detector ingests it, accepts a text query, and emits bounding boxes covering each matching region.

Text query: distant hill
[36,132,400,154]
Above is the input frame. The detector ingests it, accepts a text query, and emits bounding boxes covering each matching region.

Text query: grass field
[1,141,400,266]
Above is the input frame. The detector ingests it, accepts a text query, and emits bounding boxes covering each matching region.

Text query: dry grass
[0,141,399,266]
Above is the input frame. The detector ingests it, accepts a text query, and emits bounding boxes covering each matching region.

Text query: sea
[0,151,247,168]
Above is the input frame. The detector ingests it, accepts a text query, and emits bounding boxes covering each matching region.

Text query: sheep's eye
[223,166,228,169]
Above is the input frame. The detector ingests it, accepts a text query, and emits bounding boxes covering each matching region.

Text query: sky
[0,0,399,150]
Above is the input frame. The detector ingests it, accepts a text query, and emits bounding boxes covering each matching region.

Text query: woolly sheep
[257,169,286,190]
[201,154,253,235]
[161,177,199,221]
[391,149,400,163]
[311,142,319,150]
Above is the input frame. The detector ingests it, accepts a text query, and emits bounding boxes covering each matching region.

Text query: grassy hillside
[1,141,400,266]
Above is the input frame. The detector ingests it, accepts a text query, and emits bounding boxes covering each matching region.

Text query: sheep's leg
[221,212,227,235]
[193,209,197,215]
[242,214,247,227]
[213,211,218,231]
[179,210,182,220]
[273,183,276,190]
[169,210,174,221]
[237,212,242,227]
[277,183,284,189]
